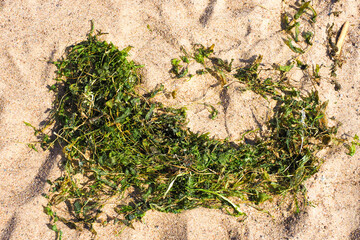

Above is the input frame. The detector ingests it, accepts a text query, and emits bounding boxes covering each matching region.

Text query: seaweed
[28,23,343,238]
[281,2,316,54]
[346,135,360,156]
[284,38,305,54]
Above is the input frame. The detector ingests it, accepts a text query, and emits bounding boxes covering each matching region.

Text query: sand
[1,0,360,239]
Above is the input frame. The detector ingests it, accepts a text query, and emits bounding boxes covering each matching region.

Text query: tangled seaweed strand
[42,26,336,233]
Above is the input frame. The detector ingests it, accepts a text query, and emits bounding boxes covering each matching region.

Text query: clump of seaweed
[29,23,339,238]
[281,1,317,54]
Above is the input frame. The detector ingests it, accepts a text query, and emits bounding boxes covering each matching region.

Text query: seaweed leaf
[284,38,304,54]
[302,31,314,45]
[294,2,310,20]
[278,63,294,72]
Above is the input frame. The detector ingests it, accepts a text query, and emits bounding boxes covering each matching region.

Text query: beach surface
[1,0,360,239]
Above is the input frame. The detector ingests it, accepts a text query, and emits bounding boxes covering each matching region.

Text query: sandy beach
[1,0,360,239]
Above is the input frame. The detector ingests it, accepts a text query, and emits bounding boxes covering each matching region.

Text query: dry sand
[1,0,360,239]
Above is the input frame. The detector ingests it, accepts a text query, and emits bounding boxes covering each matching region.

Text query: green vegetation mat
[35,24,338,235]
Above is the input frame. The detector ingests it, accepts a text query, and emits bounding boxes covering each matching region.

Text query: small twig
[336,21,349,56]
